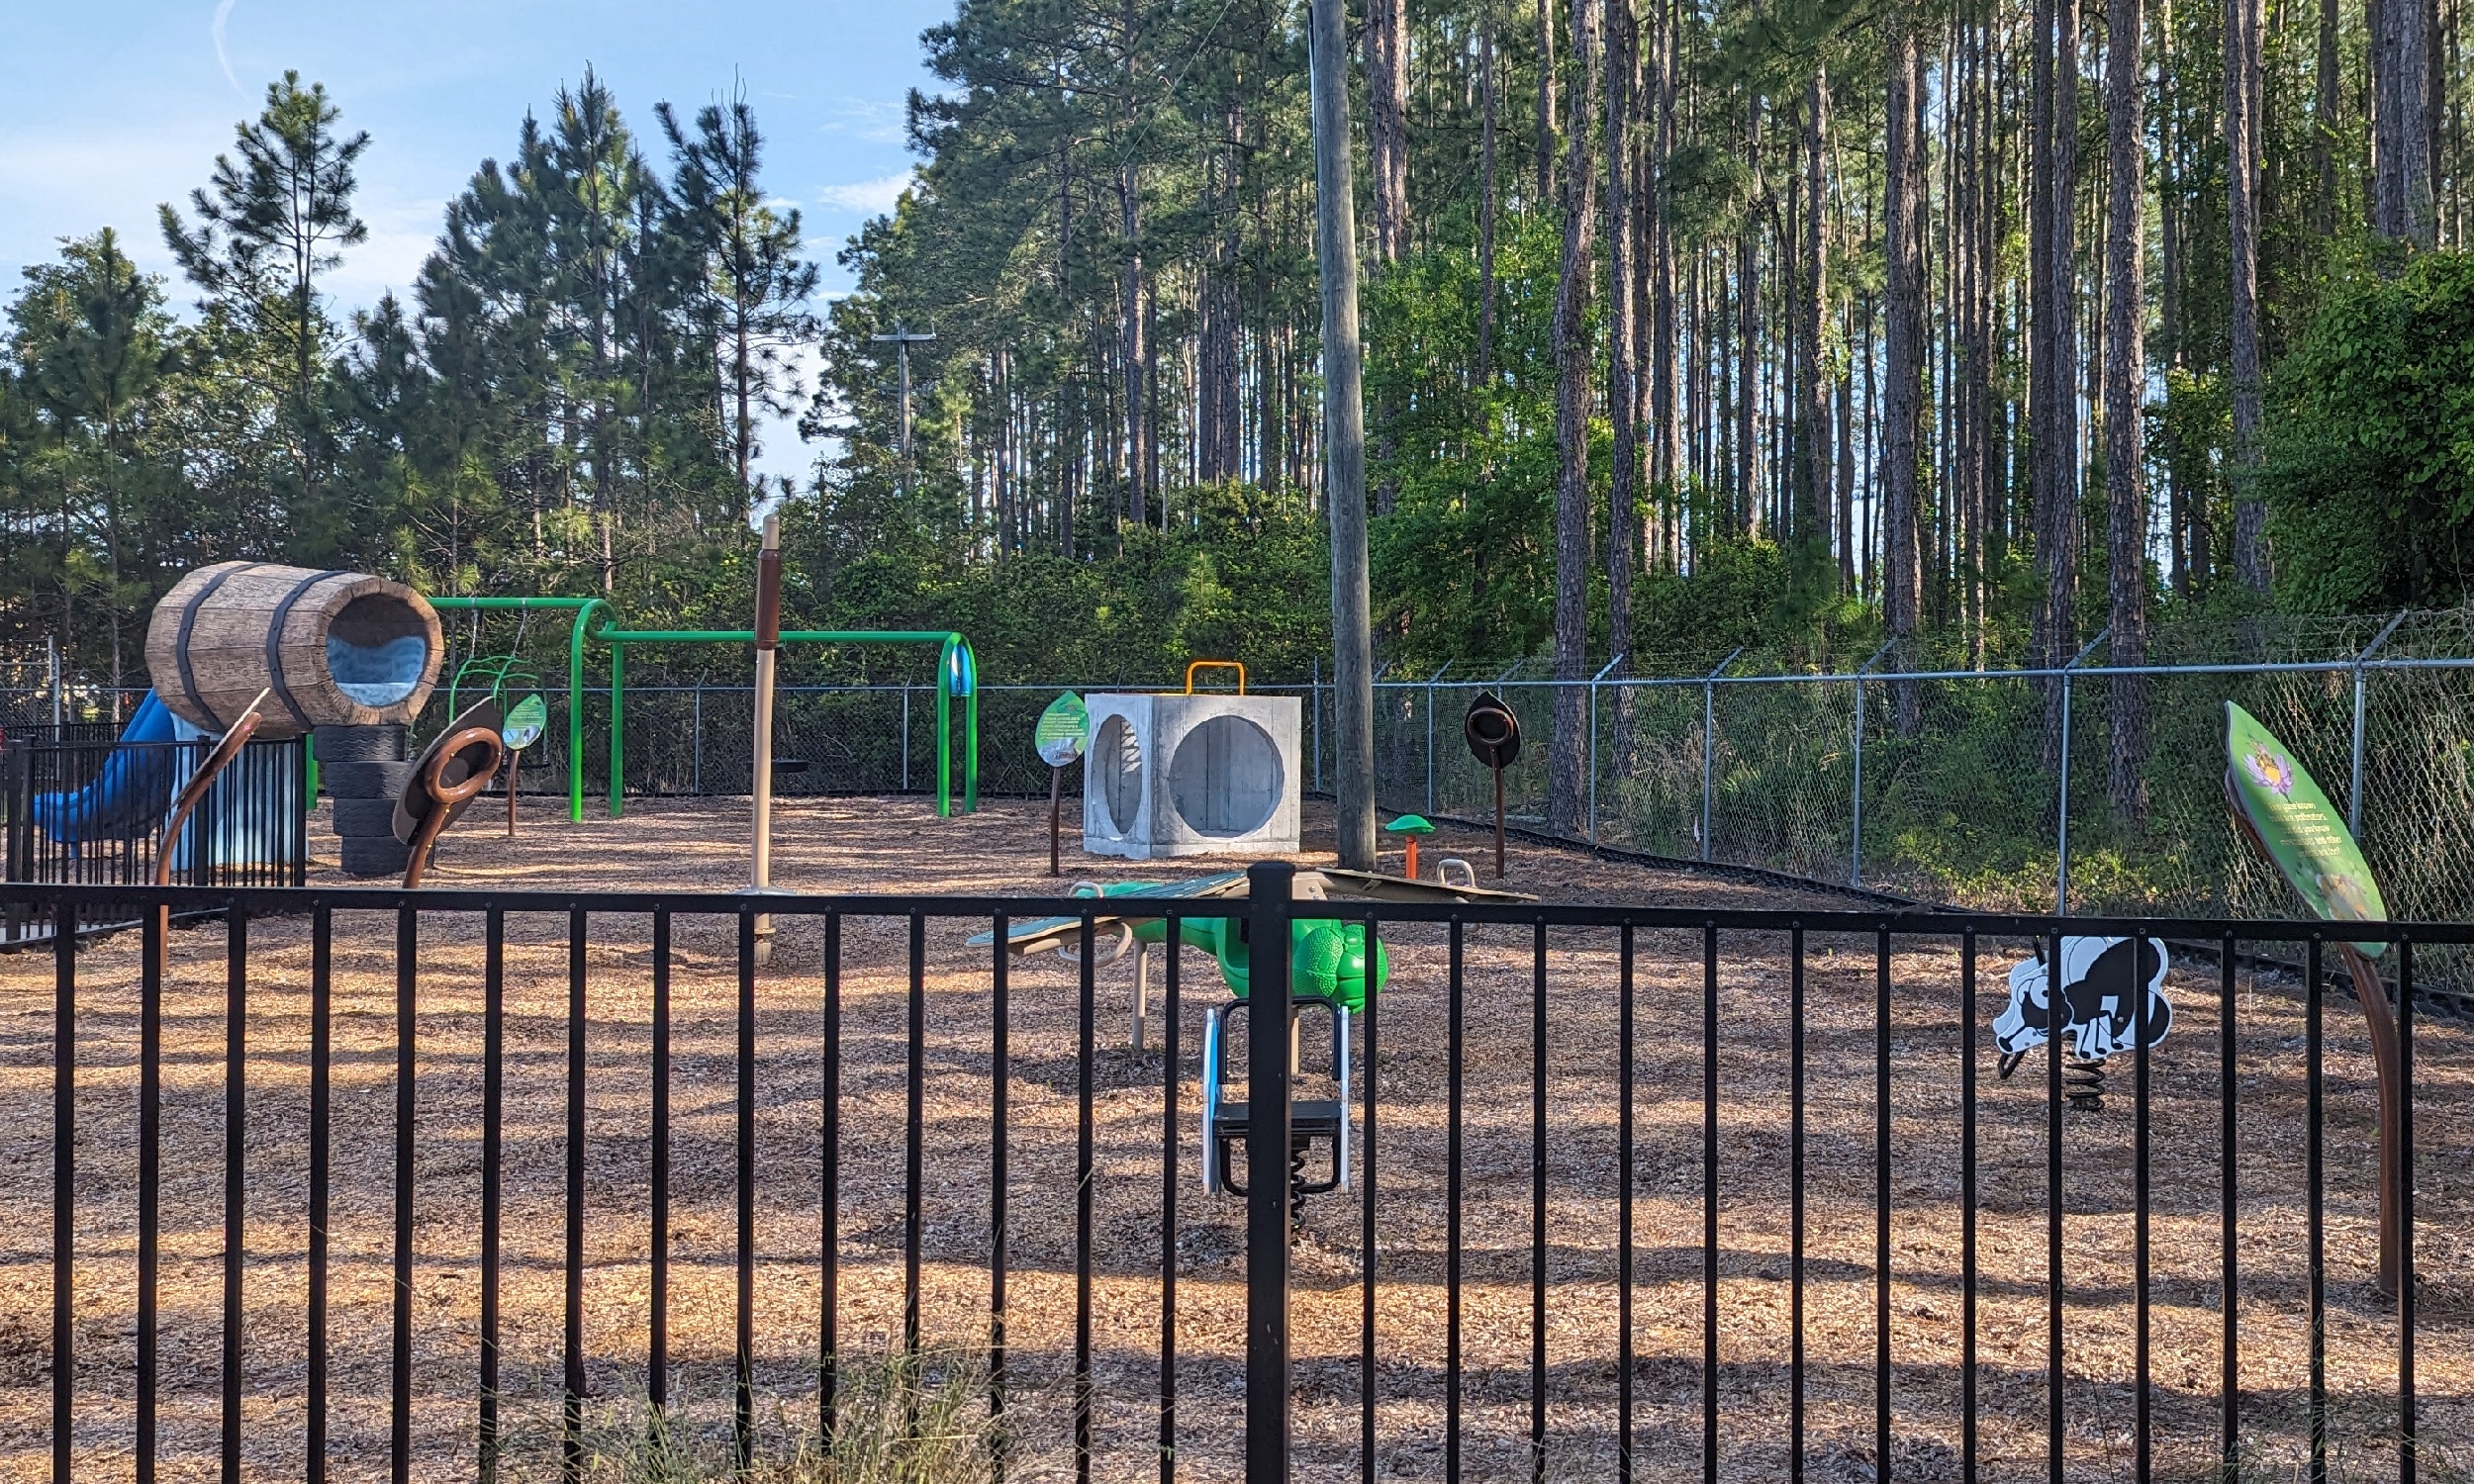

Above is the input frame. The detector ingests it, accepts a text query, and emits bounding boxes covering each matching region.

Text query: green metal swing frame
[427,597,980,822]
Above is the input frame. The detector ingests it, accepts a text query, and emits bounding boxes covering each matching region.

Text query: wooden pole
[2336,942,2406,1300]
[1492,765,1507,879]
[1309,0,1377,874]
[751,514,783,962]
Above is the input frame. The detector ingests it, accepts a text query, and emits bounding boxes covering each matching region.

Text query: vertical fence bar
[51,907,73,1483]
[139,905,165,1484]
[2307,938,2327,1483]
[305,908,332,1484]
[1446,917,1464,1484]
[905,912,928,1353]
[1587,680,1599,845]
[1851,677,1864,886]
[821,913,844,1441]
[2054,674,2073,913]
[1789,923,1806,1484]
[902,685,913,793]
[1243,861,1295,1484]
[2135,919,2153,1484]
[2220,932,2239,1475]
[1529,921,1548,1484]
[1425,676,1437,818]
[1312,661,1323,794]
[1077,913,1097,1484]
[1358,913,1378,1484]
[568,909,591,1481]
[1164,910,1182,1484]
[1701,922,1719,1484]
[2348,607,2408,838]
[1700,679,1716,862]
[733,908,756,1471]
[1960,930,1977,1482]
[480,907,506,1482]
[387,904,413,1477]
[650,908,672,1412]
[2046,930,2065,1484]
[1874,927,1892,1478]
[2051,627,2108,914]
[1619,922,1637,1484]
[2399,937,2417,1484]
[224,907,248,1484]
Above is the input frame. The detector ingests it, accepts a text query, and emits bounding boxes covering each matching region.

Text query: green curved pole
[422,596,605,822]
[608,641,626,817]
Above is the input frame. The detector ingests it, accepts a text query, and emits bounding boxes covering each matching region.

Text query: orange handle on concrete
[1184,660,1247,695]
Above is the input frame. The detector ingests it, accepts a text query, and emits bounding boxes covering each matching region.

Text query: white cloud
[211,0,241,95]
[817,171,911,217]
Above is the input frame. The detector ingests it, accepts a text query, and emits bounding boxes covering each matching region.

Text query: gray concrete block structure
[1081,692,1302,860]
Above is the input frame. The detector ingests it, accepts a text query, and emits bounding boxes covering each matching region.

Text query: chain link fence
[12,612,2472,945]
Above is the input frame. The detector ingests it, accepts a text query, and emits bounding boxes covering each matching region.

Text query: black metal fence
[2,737,307,946]
[1,875,2463,1481]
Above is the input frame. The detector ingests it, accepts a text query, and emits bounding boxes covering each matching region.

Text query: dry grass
[0,793,2465,1482]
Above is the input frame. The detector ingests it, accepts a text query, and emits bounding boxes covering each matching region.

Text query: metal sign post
[1035,693,1091,876]
[1464,692,1522,879]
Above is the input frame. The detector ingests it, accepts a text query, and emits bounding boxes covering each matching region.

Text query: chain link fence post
[2052,627,2110,914]
[2350,608,2410,838]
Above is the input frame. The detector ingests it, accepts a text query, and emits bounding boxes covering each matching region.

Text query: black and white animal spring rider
[1994,936,2173,1110]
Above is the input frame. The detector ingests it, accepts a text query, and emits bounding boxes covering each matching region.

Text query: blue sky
[1,0,952,480]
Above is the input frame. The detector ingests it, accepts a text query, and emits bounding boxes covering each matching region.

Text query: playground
[0,791,2467,1481]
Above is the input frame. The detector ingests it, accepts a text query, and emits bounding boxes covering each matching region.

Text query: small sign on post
[1035,692,1090,877]
[500,692,546,837]
[1464,692,1521,879]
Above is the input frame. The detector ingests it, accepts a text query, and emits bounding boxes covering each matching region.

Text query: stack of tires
[317,724,413,878]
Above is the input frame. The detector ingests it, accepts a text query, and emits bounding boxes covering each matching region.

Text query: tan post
[751,514,784,962]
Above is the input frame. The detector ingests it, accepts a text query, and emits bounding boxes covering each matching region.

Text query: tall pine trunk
[2106,0,2150,819]
[1549,0,1598,836]
[1607,0,1639,769]
[1884,6,1927,732]
[2374,0,2437,243]
[2228,0,2270,591]
[1479,0,1500,382]
[1367,0,1412,260]
[1800,69,1831,548]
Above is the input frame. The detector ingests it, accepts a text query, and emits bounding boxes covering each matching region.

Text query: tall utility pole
[1309,0,1376,873]
[872,324,937,500]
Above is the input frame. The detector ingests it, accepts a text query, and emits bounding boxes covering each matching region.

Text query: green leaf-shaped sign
[2225,701,2387,956]
[1035,692,1089,767]
[503,693,548,751]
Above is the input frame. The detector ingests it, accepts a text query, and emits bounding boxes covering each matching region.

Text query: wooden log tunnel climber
[146,563,442,738]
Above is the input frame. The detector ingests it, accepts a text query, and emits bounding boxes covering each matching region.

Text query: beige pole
[752,514,784,963]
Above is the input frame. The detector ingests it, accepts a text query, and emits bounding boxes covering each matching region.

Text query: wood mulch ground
[0,794,2465,1482]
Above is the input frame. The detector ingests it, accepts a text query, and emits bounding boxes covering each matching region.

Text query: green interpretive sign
[2224,701,2387,956]
[503,693,548,751]
[1036,692,1090,768]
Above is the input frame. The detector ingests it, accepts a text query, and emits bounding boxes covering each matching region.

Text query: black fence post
[4,739,29,944]
[1244,860,1295,1484]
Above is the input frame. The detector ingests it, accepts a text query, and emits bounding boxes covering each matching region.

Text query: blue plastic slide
[32,691,181,843]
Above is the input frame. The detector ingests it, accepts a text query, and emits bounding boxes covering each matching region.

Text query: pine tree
[159,71,369,522]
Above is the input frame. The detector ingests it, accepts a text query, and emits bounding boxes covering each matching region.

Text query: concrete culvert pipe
[144,563,442,739]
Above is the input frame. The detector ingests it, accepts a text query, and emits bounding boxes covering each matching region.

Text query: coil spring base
[2065,1055,2108,1112]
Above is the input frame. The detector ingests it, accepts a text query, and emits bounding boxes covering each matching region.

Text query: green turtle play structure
[426,596,980,821]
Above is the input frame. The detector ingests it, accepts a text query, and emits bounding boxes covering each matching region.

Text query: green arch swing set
[424,595,980,822]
